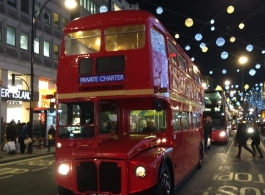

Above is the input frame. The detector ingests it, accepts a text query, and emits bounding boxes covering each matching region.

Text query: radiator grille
[76,161,121,194]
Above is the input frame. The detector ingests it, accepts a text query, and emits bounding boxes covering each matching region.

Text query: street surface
[0,131,264,195]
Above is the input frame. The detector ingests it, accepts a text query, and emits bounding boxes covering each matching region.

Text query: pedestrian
[250,121,263,158]
[6,120,17,142]
[234,119,255,158]
[47,125,55,152]
[19,123,29,154]
[203,116,212,155]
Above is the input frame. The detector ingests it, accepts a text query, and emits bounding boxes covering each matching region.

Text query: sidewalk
[0,146,55,164]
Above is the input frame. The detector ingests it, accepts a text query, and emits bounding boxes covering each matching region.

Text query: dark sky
[126,0,265,89]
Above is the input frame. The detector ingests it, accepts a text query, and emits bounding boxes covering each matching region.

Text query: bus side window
[173,111,181,131]
[181,112,188,130]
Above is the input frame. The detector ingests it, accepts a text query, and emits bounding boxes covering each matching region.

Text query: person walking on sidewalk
[235,119,255,158]
[19,123,29,154]
[250,121,263,158]
[203,116,212,155]
[47,125,55,152]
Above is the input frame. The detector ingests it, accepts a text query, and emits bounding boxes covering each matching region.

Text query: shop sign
[1,87,30,101]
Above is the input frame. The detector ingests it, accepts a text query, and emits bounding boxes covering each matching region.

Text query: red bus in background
[203,89,231,143]
[55,10,205,195]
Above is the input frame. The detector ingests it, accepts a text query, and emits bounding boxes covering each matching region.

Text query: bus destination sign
[79,74,124,84]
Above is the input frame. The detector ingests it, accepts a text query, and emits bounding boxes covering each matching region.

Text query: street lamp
[28,0,77,153]
[238,56,248,119]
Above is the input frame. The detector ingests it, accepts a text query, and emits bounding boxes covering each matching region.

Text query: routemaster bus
[55,10,205,195]
[203,89,232,143]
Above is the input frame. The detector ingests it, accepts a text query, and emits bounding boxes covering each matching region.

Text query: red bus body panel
[55,10,205,195]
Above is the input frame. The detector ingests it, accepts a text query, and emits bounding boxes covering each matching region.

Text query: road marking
[32,167,48,171]
[0,155,54,166]
[0,175,13,180]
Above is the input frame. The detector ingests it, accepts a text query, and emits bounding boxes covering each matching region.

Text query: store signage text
[1,87,30,101]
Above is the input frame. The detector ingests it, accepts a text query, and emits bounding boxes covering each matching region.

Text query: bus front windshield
[58,102,95,139]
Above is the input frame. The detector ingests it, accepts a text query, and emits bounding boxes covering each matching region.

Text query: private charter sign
[79,74,125,84]
[1,87,30,101]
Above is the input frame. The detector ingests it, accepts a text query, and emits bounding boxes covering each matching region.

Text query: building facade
[0,0,138,141]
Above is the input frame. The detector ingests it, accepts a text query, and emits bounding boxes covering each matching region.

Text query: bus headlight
[58,164,70,175]
[57,142,62,148]
[135,166,147,178]
[248,127,254,133]
[220,131,226,137]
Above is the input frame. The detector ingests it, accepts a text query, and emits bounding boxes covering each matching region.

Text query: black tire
[58,185,74,195]
[156,163,173,195]
[197,144,203,169]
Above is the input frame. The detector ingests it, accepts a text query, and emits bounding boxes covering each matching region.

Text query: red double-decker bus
[55,10,205,195]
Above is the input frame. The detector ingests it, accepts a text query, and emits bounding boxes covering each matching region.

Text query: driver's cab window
[98,100,118,135]
[129,110,167,133]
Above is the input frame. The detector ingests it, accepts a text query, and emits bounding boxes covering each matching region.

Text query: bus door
[172,111,185,183]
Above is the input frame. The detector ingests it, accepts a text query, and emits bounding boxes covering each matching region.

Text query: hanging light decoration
[221,51,228,59]
[227,6,234,14]
[195,33,202,41]
[211,26,215,31]
[249,69,256,76]
[244,84,249,90]
[185,18,193,27]
[156,7,163,14]
[262,50,265,54]
[255,64,261,69]
[185,45,190,50]
[191,57,195,61]
[175,34,179,39]
[202,47,208,52]
[200,43,206,49]
[222,69,227,74]
[239,23,245,29]
[246,44,253,52]
[209,71,213,74]
[216,37,225,47]
[230,37,236,42]
[210,19,215,24]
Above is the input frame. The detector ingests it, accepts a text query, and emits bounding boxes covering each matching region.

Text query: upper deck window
[105,24,145,51]
[168,41,177,65]
[64,29,101,55]
[177,53,186,72]
[150,27,166,56]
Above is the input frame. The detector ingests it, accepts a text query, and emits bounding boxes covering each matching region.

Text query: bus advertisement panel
[55,10,205,195]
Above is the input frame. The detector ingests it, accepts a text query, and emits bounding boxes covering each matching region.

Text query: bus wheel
[156,163,173,195]
[58,185,74,195]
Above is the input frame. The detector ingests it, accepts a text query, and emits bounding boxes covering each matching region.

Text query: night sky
[126,0,265,90]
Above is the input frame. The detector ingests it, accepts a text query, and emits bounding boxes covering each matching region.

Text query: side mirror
[152,99,163,111]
